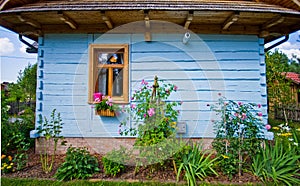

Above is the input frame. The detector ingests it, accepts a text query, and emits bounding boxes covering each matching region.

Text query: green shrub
[176,143,218,186]
[102,147,128,176]
[1,91,34,171]
[55,147,100,181]
[251,140,300,186]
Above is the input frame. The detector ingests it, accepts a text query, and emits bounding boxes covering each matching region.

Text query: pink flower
[265,124,271,130]
[94,98,101,103]
[258,112,263,117]
[257,104,261,108]
[131,104,136,109]
[238,102,242,106]
[165,89,170,95]
[147,108,155,117]
[118,129,121,134]
[218,93,222,96]
[93,92,102,101]
[241,113,247,120]
[234,112,239,117]
[174,85,178,91]
[143,113,147,118]
[141,79,148,85]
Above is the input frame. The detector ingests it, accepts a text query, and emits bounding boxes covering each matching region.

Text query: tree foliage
[266,50,296,113]
[8,63,37,102]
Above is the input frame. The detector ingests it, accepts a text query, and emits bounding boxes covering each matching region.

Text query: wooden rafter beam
[101,11,113,29]
[184,11,194,30]
[17,14,41,29]
[222,12,239,30]
[293,0,300,7]
[144,10,151,42]
[262,15,284,30]
[58,12,77,29]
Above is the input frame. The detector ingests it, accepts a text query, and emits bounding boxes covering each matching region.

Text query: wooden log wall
[35,33,267,138]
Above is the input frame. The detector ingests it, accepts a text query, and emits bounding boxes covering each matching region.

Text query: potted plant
[93,92,115,117]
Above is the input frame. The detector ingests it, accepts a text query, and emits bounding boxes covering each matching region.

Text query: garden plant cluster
[1,78,300,185]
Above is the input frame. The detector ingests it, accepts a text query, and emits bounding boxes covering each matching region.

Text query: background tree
[8,63,37,103]
[266,50,296,118]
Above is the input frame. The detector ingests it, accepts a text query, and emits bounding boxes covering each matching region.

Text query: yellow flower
[272,127,279,130]
[7,166,12,169]
[222,155,229,159]
[280,133,292,137]
[1,154,6,159]
[297,128,300,131]
[8,156,12,161]
[10,163,13,166]
[1,167,4,170]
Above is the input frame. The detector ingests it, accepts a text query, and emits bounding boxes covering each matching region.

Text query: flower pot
[96,109,115,117]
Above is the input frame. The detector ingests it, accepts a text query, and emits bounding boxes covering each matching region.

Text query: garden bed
[1,147,261,185]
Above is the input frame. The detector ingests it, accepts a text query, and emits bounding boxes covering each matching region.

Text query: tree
[9,63,37,103]
[266,50,296,118]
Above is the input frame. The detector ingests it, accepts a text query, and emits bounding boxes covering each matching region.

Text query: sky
[0,26,299,83]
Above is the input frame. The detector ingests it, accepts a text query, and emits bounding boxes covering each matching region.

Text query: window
[89,44,129,103]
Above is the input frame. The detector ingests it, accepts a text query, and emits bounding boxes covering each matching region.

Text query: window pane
[113,68,123,97]
[96,51,124,65]
[97,68,108,95]
[98,53,108,64]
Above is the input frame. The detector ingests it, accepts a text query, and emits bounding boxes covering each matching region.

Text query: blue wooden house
[1,0,299,153]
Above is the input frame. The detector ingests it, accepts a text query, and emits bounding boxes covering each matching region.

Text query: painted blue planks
[35,33,267,139]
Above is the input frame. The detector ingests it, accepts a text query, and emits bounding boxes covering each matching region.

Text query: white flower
[283,126,290,131]
[288,138,294,141]
[293,142,298,146]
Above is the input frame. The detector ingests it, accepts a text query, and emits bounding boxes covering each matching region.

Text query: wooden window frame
[88,44,129,104]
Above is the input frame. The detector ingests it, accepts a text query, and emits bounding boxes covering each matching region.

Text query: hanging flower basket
[96,109,115,117]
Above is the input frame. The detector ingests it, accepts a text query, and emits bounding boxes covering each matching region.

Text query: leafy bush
[102,147,128,176]
[1,91,34,171]
[55,147,100,181]
[251,139,300,186]
[176,143,218,186]
[210,96,265,178]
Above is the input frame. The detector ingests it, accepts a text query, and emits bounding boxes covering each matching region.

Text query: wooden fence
[8,101,36,115]
[275,105,300,122]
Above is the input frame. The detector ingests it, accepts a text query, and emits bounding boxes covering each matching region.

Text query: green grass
[1,177,262,186]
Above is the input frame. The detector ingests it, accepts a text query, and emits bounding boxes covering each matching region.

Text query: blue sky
[0,26,299,83]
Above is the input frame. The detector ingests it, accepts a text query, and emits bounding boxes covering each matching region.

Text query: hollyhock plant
[118,76,182,167]
[209,95,265,178]
[119,77,181,136]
